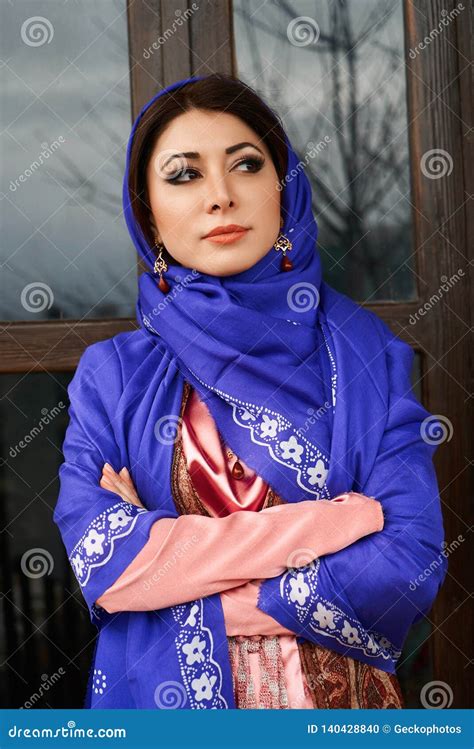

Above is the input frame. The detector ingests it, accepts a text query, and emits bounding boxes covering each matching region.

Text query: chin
[201,251,258,277]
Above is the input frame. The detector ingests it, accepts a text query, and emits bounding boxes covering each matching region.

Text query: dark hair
[127,73,288,267]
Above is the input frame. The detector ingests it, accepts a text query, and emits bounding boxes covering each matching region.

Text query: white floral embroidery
[341,620,361,645]
[71,553,84,576]
[171,600,228,709]
[312,602,336,630]
[107,508,133,530]
[321,322,337,410]
[279,561,401,663]
[366,635,379,654]
[260,414,278,439]
[280,435,304,464]
[182,635,206,665]
[92,668,107,695]
[186,367,332,498]
[191,672,217,702]
[289,573,310,606]
[308,459,328,488]
[83,528,105,557]
[69,501,147,588]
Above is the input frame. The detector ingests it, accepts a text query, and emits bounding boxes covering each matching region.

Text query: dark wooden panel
[127,0,234,117]
[0,320,138,373]
[189,0,234,75]
[404,0,473,707]
[127,0,166,117]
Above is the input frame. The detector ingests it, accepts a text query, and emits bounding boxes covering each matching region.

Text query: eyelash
[164,155,265,184]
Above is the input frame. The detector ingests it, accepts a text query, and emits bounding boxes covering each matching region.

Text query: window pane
[0,371,94,708]
[0,0,136,321]
[233,0,416,302]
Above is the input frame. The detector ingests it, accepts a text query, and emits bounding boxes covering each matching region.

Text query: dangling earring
[273,217,293,271]
[153,236,170,293]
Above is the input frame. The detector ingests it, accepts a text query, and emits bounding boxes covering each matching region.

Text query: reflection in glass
[0,371,95,708]
[0,0,136,320]
[233,0,416,301]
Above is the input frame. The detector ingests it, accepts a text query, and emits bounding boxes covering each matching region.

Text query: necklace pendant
[231,460,244,480]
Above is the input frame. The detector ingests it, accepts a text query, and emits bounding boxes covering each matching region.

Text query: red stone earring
[273,218,293,271]
[153,237,170,293]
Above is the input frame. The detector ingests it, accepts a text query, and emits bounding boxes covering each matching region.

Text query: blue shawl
[54,76,447,709]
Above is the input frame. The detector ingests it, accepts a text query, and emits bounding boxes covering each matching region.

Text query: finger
[112,474,145,508]
[101,465,144,507]
[113,476,138,504]
[100,476,116,491]
[100,476,129,504]
[102,472,136,504]
[103,465,137,499]
[119,467,139,496]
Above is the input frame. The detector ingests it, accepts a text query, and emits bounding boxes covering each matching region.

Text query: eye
[232,155,265,173]
[163,154,265,184]
[163,165,200,184]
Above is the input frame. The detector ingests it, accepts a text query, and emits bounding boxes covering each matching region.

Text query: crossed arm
[96,463,384,636]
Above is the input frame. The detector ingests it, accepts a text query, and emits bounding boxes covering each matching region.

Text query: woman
[54,73,447,710]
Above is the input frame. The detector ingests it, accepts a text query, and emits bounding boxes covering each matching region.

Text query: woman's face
[146,108,281,276]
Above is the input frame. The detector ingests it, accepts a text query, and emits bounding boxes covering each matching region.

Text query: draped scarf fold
[54,75,447,709]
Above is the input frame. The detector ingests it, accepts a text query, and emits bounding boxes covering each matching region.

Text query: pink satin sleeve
[96,493,384,613]
[97,385,384,617]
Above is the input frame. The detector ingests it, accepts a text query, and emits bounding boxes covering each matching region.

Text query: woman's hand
[100,462,145,509]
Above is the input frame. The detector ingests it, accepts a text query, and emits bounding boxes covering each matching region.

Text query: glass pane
[233,0,416,302]
[0,372,94,708]
[0,0,136,321]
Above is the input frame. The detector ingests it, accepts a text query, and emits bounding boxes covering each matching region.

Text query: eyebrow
[162,142,264,168]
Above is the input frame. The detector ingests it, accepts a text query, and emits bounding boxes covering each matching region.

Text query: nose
[205,171,235,214]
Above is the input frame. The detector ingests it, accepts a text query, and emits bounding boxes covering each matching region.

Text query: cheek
[150,186,194,227]
[251,178,280,225]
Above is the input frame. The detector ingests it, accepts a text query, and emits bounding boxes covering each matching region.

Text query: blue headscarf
[54,75,447,709]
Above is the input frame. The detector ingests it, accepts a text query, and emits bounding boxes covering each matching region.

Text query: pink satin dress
[97,385,384,708]
[181,387,314,708]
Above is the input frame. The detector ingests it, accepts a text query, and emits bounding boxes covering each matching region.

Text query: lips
[203,224,249,239]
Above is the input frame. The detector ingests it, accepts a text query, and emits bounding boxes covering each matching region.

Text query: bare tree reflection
[234,0,414,301]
